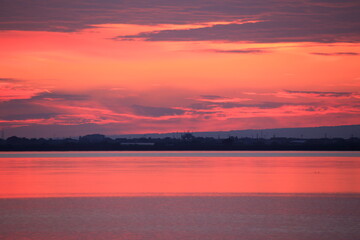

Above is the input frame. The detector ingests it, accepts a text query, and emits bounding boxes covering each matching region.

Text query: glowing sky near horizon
[0,0,359,137]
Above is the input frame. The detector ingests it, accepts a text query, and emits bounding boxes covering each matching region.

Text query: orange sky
[0,1,359,137]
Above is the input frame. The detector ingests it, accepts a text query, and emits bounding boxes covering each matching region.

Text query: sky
[0,0,359,138]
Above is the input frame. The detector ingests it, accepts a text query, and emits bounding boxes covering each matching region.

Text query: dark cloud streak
[206,49,267,54]
[0,99,60,121]
[311,52,359,56]
[189,101,293,110]
[119,15,360,43]
[1,0,360,43]
[0,78,22,83]
[32,92,90,101]
[284,90,357,98]
[132,105,185,117]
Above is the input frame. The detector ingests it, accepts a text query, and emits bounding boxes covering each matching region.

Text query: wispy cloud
[311,52,359,56]
[116,1,360,44]
[0,78,49,102]
[193,95,251,103]
[0,78,22,83]
[131,105,185,117]
[1,0,359,44]
[206,49,268,54]
[282,90,360,98]
[243,90,360,99]
[32,92,90,101]
[1,87,360,137]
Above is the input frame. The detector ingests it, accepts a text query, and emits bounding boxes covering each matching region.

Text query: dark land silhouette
[110,125,360,139]
[1,133,359,151]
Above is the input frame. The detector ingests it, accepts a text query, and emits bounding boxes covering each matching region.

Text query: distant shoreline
[1,134,359,151]
[1,149,360,152]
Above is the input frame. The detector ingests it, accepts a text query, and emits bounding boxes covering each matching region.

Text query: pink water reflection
[0,152,359,198]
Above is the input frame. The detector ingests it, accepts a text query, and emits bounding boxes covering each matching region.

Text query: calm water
[0,151,359,239]
[0,151,359,197]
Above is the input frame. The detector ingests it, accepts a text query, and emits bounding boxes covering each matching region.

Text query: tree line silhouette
[0,133,359,151]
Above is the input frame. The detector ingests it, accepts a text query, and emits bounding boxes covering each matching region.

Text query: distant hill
[110,125,360,139]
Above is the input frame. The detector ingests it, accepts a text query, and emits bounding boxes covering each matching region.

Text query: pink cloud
[1,87,360,137]
[191,95,251,103]
[0,80,48,102]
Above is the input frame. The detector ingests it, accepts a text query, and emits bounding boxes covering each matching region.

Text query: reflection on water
[0,151,359,198]
[1,152,360,240]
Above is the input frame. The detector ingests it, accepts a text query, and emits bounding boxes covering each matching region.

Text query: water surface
[0,196,359,240]
[0,151,359,198]
[1,151,360,240]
